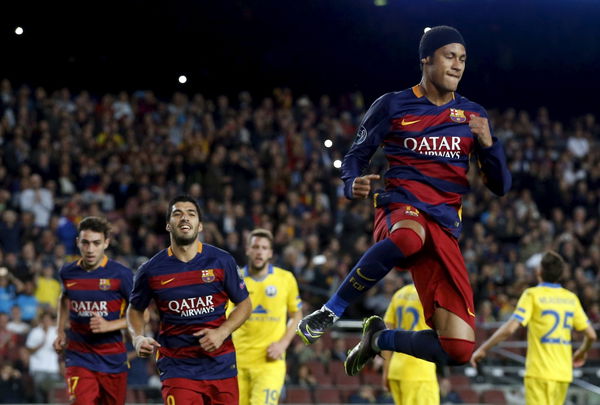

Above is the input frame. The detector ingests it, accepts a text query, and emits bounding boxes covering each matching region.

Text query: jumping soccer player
[54,217,133,405]
[127,195,252,405]
[297,25,512,375]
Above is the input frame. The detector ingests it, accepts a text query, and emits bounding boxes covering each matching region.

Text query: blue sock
[325,239,405,317]
[376,329,450,365]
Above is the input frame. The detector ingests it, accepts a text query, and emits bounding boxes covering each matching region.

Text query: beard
[172,230,199,247]
[249,260,268,272]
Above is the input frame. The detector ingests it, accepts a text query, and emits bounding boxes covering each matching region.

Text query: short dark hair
[540,250,565,283]
[247,228,273,248]
[166,195,202,222]
[78,216,111,239]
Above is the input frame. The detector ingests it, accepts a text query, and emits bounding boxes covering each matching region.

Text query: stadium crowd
[0,77,599,402]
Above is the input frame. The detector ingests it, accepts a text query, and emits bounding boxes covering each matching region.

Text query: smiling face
[167,201,202,247]
[77,229,109,270]
[422,43,466,93]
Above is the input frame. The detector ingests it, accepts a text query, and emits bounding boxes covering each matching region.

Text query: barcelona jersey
[231,264,301,366]
[383,284,437,381]
[342,85,511,238]
[512,282,590,382]
[129,242,249,381]
[59,256,133,373]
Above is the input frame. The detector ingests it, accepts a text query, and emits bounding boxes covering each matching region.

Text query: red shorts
[162,377,239,405]
[374,204,475,330]
[65,366,127,405]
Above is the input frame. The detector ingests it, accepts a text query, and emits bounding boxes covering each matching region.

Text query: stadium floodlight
[178,75,187,84]
[464,367,477,377]
[333,159,342,169]
[15,26,24,35]
[424,27,432,33]
[324,139,333,148]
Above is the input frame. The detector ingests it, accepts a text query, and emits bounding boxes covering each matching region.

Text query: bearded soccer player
[53,216,133,405]
[229,229,302,405]
[297,26,512,375]
[127,195,252,405]
[471,251,597,405]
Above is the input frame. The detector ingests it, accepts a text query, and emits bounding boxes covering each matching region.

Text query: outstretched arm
[470,318,521,367]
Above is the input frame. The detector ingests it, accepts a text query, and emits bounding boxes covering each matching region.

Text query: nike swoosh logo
[356,268,377,282]
[66,282,77,287]
[401,119,421,126]
[467,308,476,317]
[161,278,175,285]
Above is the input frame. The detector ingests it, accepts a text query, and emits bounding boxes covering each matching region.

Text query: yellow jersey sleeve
[385,284,436,382]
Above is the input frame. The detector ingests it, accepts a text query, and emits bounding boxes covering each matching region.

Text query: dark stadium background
[2,0,600,119]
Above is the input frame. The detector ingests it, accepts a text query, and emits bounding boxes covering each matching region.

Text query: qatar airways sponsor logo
[71,300,108,317]
[404,136,462,159]
[168,295,215,317]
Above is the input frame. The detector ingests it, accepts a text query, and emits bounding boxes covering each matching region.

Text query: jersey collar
[538,282,561,288]
[167,242,203,257]
[412,84,455,101]
[76,255,109,270]
[243,264,273,279]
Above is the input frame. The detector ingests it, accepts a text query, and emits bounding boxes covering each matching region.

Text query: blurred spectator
[0,268,23,315]
[18,173,54,228]
[439,377,463,404]
[6,306,30,337]
[15,280,38,323]
[291,363,317,389]
[0,210,21,254]
[0,313,18,363]
[330,337,347,362]
[0,363,25,404]
[25,311,59,403]
[34,265,60,310]
[349,385,378,404]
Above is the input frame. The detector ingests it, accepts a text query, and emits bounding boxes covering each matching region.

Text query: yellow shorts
[238,361,286,405]
[524,377,569,405]
[389,379,440,405]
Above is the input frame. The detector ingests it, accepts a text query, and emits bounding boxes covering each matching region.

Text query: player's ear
[198,222,203,233]
[421,57,430,65]
[166,223,171,232]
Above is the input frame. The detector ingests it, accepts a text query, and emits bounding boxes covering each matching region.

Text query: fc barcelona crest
[201,269,215,283]
[99,279,111,291]
[449,108,467,123]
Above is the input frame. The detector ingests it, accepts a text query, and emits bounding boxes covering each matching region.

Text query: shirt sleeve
[572,296,591,331]
[512,289,533,326]
[341,93,391,199]
[129,263,151,311]
[222,257,249,304]
[474,109,512,196]
[286,272,302,315]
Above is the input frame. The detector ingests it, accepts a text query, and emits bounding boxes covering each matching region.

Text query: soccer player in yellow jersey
[471,251,597,405]
[229,229,303,405]
[383,283,439,405]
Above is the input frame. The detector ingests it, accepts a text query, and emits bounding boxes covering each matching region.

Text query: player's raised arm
[471,113,512,196]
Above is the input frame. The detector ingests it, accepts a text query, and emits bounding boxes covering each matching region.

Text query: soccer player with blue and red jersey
[127,195,252,405]
[53,216,133,405]
[297,25,512,375]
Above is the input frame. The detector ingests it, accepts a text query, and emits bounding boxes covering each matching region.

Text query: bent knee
[439,337,474,365]
[388,226,424,257]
